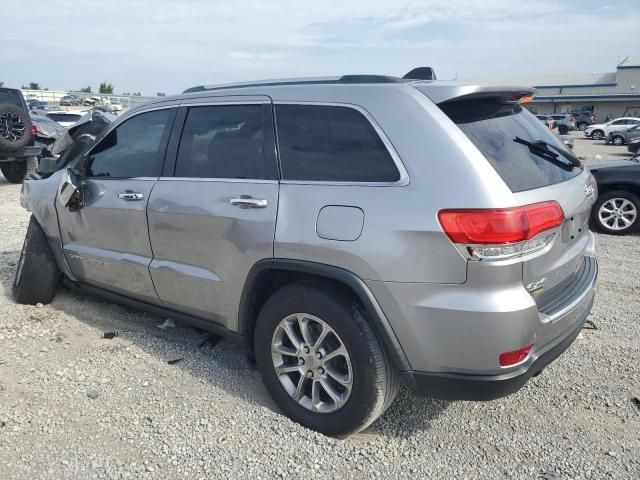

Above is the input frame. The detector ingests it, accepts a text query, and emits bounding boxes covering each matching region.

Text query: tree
[79,86,92,93]
[28,82,41,90]
[0,81,4,88]
[99,82,114,94]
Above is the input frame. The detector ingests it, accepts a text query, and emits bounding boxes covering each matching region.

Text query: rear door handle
[118,191,144,201]
[229,196,268,208]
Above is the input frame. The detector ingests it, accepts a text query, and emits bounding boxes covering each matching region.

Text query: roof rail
[182,75,406,94]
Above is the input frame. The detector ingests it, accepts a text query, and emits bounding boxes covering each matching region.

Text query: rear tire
[13,216,60,304]
[254,282,398,437]
[591,190,640,236]
[611,135,624,146]
[0,157,38,183]
[577,122,588,131]
[591,130,604,140]
[558,125,568,135]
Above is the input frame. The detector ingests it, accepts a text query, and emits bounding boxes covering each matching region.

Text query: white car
[45,111,85,128]
[585,117,640,140]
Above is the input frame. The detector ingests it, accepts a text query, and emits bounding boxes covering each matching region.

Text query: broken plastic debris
[102,331,118,339]
[157,318,176,330]
[167,358,184,365]
[582,320,598,330]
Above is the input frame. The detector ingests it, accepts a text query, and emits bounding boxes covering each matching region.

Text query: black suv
[0,88,41,183]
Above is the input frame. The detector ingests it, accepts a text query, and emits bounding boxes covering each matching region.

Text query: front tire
[591,190,640,235]
[611,135,624,146]
[13,216,60,304]
[591,130,604,140]
[577,122,588,131]
[558,125,568,135]
[254,283,398,437]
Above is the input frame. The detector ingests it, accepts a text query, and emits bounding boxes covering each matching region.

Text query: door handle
[229,196,268,208]
[118,191,144,201]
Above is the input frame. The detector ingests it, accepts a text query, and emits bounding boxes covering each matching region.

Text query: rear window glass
[275,104,400,183]
[440,101,582,192]
[47,113,82,122]
[0,89,24,108]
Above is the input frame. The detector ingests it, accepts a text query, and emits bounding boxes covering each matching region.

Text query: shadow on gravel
[0,252,451,437]
[0,256,282,416]
[364,387,450,438]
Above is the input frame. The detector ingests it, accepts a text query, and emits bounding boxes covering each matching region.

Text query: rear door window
[275,104,400,182]
[174,104,276,180]
[440,100,582,192]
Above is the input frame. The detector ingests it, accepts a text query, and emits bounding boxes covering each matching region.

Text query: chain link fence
[20,89,157,111]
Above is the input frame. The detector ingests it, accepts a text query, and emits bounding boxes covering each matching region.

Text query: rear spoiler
[412,83,536,105]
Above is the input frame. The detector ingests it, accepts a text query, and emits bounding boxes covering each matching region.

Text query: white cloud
[0,0,638,93]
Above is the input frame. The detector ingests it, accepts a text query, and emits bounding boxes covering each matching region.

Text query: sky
[1,0,639,96]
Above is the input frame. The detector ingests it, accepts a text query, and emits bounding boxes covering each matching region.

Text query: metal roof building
[468,56,640,120]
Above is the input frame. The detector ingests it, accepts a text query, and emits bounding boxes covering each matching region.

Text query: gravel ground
[1,139,639,479]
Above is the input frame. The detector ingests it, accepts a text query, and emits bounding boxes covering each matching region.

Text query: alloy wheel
[271,313,353,413]
[612,136,624,146]
[598,198,637,231]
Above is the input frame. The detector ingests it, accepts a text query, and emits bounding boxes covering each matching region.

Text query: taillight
[31,124,38,137]
[499,344,533,367]
[438,201,564,260]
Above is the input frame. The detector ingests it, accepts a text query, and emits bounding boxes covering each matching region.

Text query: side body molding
[238,258,411,372]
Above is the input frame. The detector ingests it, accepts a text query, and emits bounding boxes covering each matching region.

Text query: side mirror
[58,169,82,208]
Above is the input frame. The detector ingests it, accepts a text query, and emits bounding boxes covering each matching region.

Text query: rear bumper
[402,255,597,400]
[0,146,42,162]
[403,294,593,400]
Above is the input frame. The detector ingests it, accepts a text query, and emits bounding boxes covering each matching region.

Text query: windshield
[440,100,582,192]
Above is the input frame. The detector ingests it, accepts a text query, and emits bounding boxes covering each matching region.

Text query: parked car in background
[549,114,576,134]
[82,96,102,106]
[17,75,597,437]
[29,101,52,116]
[585,117,640,140]
[589,158,640,235]
[45,111,84,128]
[536,115,556,129]
[606,124,640,146]
[30,114,67,156]
[569,111,596,131]
[106,97,124,111]
[93,104,121,114]
[60,95,82,106]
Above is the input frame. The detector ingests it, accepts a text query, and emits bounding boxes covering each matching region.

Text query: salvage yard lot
[0,132,638,479]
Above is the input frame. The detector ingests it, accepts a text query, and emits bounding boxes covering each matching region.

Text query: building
[470,56,640,121]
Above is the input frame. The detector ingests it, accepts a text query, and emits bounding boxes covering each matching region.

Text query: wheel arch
[238,259,411,372]
[596,182,640,198]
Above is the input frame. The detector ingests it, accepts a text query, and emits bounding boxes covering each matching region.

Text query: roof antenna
[402,67,437,81]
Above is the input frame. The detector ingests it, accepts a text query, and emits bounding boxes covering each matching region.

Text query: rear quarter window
[440,100,582,192]
[275,104,400,183]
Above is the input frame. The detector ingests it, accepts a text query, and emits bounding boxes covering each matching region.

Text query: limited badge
[526,278,546,296]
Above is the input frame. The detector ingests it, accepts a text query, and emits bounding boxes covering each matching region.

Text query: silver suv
[16,75,598,437]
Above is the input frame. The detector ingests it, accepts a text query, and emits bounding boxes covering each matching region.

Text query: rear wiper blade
[513,137,575,171]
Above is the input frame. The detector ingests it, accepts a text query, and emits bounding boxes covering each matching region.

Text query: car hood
[586,123,606,130]
[588,159,640,170]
